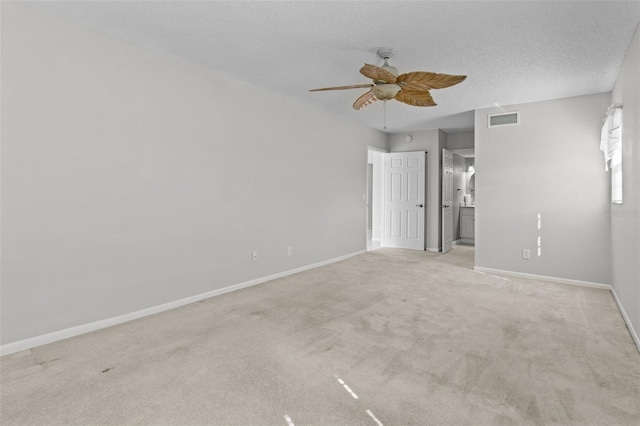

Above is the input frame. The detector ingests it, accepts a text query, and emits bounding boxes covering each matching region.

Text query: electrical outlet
[522,249,530,260]
[287,246,292,256]
[252,251,258,262]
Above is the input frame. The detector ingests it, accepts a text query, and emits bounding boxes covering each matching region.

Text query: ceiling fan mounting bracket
[377,49,394,61]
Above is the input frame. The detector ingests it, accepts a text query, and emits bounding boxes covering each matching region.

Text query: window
[612,151,623,204]
[600,105,623,204]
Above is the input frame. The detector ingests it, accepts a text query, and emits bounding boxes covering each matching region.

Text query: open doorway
[367,147,387,251]
[451,149,475,246]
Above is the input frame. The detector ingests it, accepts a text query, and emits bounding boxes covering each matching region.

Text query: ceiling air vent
[488,111,519,127]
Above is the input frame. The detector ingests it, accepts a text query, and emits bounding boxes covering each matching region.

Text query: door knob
[416,204,424,208]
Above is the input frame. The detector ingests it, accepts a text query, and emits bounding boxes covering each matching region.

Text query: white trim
[473,267,611,289]
[426,248,439,253]
[367,145,389,153]
[0,250,365,357]
[610,287,640,353]
[474,266,639,354]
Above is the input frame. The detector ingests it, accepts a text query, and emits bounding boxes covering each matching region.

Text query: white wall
[389,129,445,251]
[0,3,388,345]
[446,131,474,150]
[475,93,612,284]
[611,25,640,342]
[368,149,385,242]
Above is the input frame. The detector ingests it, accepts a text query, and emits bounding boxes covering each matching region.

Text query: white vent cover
[488,111,519,127]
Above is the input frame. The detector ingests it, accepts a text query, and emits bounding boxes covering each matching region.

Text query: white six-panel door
[384,152,426,250]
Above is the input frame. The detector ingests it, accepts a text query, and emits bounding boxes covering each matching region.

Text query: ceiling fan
[309,49,467,110]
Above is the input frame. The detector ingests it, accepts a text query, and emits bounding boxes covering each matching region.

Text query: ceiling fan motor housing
[372,83,401,100]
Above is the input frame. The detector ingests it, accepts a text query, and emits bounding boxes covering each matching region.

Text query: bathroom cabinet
[460,206,475,245]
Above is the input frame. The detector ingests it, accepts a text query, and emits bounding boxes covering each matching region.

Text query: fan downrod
[376,48,399,78]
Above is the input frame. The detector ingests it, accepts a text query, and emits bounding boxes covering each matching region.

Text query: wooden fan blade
[394,89,437,107]
[360,64,397,83]
[353,91,378,110]
[396,72,466,91]
[309,83,373,92]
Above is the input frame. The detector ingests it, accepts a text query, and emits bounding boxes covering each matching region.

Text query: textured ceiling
[23,1,640,134]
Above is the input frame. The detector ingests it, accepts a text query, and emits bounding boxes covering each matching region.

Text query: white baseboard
[0,250,365,357]
[610,287,640,353]
[473,267,611,290]
[474,266,639,354]
[6,254,636,357]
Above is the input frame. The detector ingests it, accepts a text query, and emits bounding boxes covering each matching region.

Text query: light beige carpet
[1,247,639,425]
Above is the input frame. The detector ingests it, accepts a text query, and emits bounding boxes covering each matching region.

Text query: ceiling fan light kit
[372,84,402,100]
[309,48,467,115]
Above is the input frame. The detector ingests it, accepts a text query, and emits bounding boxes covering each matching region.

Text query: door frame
[383,151,427,250]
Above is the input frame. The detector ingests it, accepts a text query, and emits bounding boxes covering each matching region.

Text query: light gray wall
[611,25,640,340]
[389,130,444,251]
[475,93,612,284]
[0,3,388,344]
[446,131,474,150]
